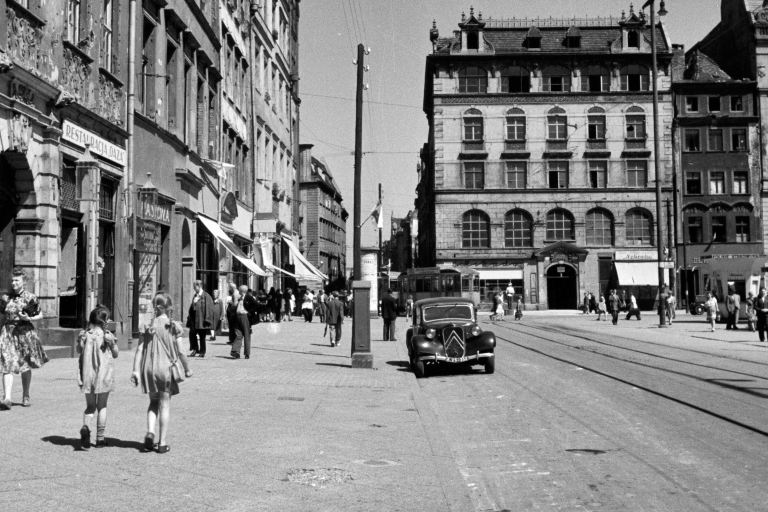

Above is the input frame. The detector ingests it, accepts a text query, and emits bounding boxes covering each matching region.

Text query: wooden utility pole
[353,43,364,281]
[378,183,382,272]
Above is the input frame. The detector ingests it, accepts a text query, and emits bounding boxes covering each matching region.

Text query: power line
[301,92,422,110]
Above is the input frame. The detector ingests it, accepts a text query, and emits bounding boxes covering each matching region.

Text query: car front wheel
[412,355,426,379]
[693,304,705,316]
[484,355,495,374]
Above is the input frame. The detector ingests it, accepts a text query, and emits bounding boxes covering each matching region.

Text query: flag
[370,200,383,230]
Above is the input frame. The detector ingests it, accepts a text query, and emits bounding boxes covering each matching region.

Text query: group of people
[490,283,523,321]
[601,289,675,325]
[704,286,768,339]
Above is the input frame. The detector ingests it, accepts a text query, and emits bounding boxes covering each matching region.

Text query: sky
[298,0,724,262]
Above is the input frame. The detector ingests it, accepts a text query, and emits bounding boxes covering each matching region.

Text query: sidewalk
[0,317,473,512]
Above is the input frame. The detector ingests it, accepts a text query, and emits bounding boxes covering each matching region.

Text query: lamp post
[644,0,669,328]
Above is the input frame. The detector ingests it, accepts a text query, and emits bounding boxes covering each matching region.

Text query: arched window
[500,66,531,93]
[504,210,533,247]
[543,65,571,92]
[462,211,490,248]
[547,107,568,140]
[586,209,614,246]
[546,209,574,241]
[527,27,542,49]
[625,209,653,246]
[566,26,581,48]
[625,107,646,139]
[505,108,526,141]
[620,64,649,91]
[581,65,610,92]
[458,66,488,94]
[463,108,484,141]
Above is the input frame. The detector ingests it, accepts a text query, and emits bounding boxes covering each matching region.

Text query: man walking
[381,288,398,341]
[608,289,621,325]
[625,293,641,320]
[231,285,257,359]
[725,287,741,330]
[756,287,768,342]
[187,280,214,357]
[326,291,344,347]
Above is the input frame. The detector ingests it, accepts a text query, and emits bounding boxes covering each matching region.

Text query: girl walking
[705,291,718,333]
[596,296,607,321]
[131,293,192,453]
[77,306,118,449]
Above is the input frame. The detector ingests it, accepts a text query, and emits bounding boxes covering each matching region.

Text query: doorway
[59,218,86,327]
[546,264,577,310]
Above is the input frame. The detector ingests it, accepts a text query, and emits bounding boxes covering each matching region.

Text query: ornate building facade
[417,7,676,309]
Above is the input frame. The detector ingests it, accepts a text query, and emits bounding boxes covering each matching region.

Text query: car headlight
[471,325,482,337]
[425,328,436,340]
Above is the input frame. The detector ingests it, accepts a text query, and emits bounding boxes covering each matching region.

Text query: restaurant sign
[62,121,126,166]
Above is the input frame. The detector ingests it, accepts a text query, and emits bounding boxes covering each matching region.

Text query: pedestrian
[131,293,193,453]
[256,289,268,323]
[405,295,414,319]
[495,292,505,321]
[211,289,223,342]
[514,297,523,320]
[77,305,118,449]
[589,292,597,314]
[326,291,344,347]
[273,289,283,323]
[596,296,607,321]
[608,289,621,325]
[302,289,315,322]
[225,287,239,345]
[505,282,515,310]
[755,287,768,341]
[746,292,757,333]
[666,292,676,325]
[381,288,398,341]
[582,292,589,314]
[0,267,47,410]
[284,288,295,321]
[186,280,214,358]
[231,285,256,360]
[318,289,327,323]
[705,291,718,332]
[625,293,641,320]
[266,287,277,322]
[725,286,741,331]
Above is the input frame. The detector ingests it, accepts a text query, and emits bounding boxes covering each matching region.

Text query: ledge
[542,151,574,159]
[99,67,124,88]
[7,0,46,27]
[583,151,612,158]
[621,150,652,158]
[175,168,205,192]
[500,152,531,160]
[62,40,94,65]
[458,152,488,160]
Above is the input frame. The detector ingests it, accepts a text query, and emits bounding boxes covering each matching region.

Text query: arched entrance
[547,264,578,310]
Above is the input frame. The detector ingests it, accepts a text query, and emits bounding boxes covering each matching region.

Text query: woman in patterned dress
[0,267,48,410]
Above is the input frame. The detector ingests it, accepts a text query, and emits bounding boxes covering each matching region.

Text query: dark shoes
[244,355,250,359]
[230,352,241,359]
[143,433,155,452]
[188,350,197,357]
[80,426,91,450]
[199,353,205,358]
[95,439,108,448]
[0,398,11,411]
[156,445,170,454]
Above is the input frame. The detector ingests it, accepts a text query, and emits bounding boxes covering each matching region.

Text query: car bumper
[418,352,493,364]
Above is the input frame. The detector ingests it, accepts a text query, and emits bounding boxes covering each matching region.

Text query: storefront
[607,251,671,311]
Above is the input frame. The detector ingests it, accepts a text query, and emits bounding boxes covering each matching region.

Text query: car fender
[470,331,496,350]
[411,335,440,355]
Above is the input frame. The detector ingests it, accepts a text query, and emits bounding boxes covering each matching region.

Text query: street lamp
[643,0,669,328]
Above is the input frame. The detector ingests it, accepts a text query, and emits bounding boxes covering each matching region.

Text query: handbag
[160,330,185,383]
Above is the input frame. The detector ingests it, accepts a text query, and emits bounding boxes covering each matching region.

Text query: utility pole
[353,43,364,281]
[378,183,383,273]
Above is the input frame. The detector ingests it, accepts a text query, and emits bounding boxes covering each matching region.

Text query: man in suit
[326,291,345,347]
[381,288,399,341]
[231,285,258,359]
[608,289,621,326]
[756,287,768,342]
[725,286,741,330]
[187,280,215,357]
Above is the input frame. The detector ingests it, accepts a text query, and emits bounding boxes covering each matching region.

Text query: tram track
[488,320,768,438]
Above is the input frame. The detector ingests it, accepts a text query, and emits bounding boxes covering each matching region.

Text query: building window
[500,66,530,93]
[566,27,581,48]
[627,160,648,188]
[165,40,178,129]
[686,96,699,112]
[712,216,727,243]
[458,66,488,94]
[709,171,725,194]
[627,30,640,48]
[589,161,607,188]
[548,115,568,140]
[542,65,571,92]
[99,180,115,220]
[506,162,526,189]
[626,114,646,139]
[68,0,81,41]
[548,161,568,189]
[731,95,744,112]
[620,64,649,91]
[462,211,490,248]
[463,115,483,141]
[586,209,613,246]
[735,216,750,242]
[464,162,484,190]
[588,115,606,140]
[732,128,747,151]
[626,210,652,246]
[708,96,721,113]
[684,129,701,151]
[733,171,748,194]
[506,116,526,141]
[581,65,610,92]
[546,210,574,241]
[101,0,113,72]
[527,27,542,49]
[685,171,702,194]
[504,210,533,247]
[687,216,703,243]
[466,31,479,50]
[708,129,724,151]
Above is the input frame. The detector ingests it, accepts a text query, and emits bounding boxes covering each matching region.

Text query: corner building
[418,7,676,310]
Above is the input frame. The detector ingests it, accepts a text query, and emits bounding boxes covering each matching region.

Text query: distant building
[388,212,417,272]
[417,7,676,309]
[298,144,348,289]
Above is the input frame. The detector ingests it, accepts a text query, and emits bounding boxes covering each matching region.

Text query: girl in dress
[77,306,118,449]
[705,291,718,333]
[130,293,192,453]
[0,267,47,410]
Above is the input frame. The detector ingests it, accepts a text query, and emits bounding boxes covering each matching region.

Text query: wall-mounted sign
[62,121,126,166]
[138,195,172,225]
[136,219,162,254]
[550,253,574,263]
[615,251,657,261]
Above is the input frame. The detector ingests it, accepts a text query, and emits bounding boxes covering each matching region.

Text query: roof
[681,50,734,82]
[415,297,475,307]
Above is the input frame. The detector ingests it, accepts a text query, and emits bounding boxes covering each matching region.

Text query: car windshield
[422,304,473,322]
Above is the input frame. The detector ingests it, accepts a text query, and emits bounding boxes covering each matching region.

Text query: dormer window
[628,30,640,49]
[467,31,479,50]
[566,26,581,49]
[527,27,541,50]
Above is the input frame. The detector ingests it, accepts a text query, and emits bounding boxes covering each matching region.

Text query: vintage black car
[405,298,496,378]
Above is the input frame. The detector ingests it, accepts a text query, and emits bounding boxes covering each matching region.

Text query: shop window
[687,216,703,243]
[462,211,490,248]
[735,216,750,242]
[685,171,702,195]
[712,216,727,243]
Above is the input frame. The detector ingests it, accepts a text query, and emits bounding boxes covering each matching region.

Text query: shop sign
[615,251,657,261]
[701,254,765,260]
[62,121,126,166]
[138,196,172,225]
[550,253,574,263]
[136,219,162,254]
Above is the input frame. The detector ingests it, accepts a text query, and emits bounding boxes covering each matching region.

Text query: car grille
[442,326,466,358]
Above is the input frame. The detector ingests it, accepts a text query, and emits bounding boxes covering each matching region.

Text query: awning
[613,262,661,286]
[197,216,267,276]
[477,269,524,281]
[266,264,300,279]
[281,234,328,280]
